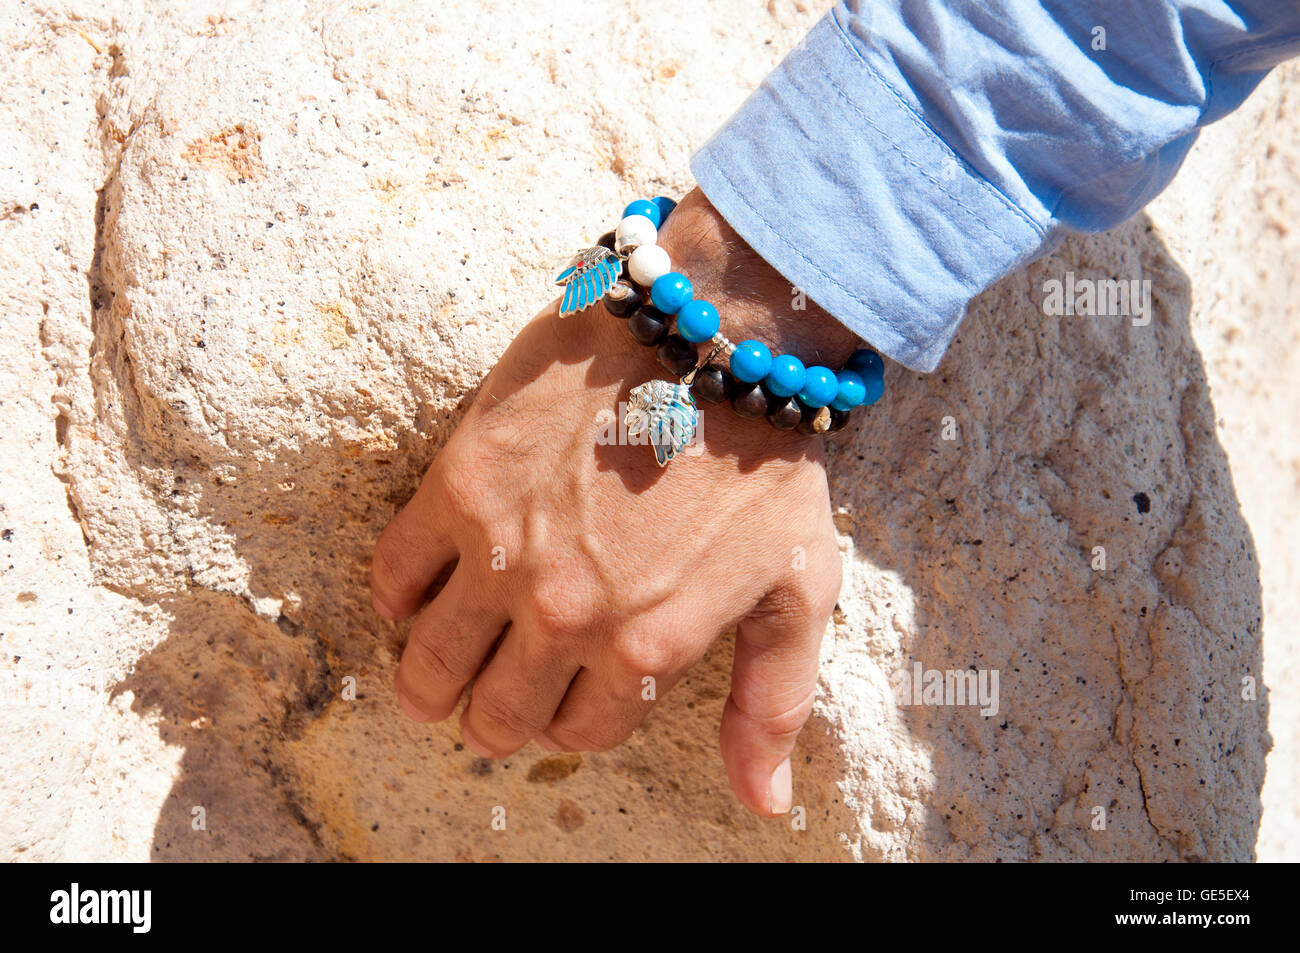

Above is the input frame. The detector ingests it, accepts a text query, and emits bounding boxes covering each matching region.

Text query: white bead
[615,214,657,255]
[628,243,671,287]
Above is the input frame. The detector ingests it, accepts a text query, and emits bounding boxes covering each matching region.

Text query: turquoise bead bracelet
[554,196,885,464]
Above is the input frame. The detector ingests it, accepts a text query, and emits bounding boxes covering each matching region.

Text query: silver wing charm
[626,379,698,467]
[555,246,622,317]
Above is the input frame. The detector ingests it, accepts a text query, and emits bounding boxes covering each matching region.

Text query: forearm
[655,188,860,369]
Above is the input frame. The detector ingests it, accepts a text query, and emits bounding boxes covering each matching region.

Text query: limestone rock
[1,1,1295,861]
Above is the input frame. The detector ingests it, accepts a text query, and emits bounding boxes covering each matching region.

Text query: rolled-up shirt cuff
[689,13,1048,373]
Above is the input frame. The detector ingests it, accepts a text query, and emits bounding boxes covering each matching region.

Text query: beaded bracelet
[555,196,884,466]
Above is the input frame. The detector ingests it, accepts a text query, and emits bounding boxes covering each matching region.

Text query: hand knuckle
[548,720,626,752]
[473,692,546,738]
[373,532,420,593]
[821,547,844,601]
[734,688,816,739]
[406,628,476,685]
[527,583,590,640]
[786,568,841,620]
[814,577,841,619]
[768,584,814,620]
[435,455,488,519]
[610,637,674,677]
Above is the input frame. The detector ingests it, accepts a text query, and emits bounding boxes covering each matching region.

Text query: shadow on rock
[823,215,1268,860]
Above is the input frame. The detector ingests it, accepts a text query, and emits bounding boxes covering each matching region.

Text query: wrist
[557,188,882,459]
[654,188,859,367]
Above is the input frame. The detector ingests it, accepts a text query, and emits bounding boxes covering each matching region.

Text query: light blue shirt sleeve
[690,1,1300,372]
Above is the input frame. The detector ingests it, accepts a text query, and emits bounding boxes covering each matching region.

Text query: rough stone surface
[1,1,1295,861]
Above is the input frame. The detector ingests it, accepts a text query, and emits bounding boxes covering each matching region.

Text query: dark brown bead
[603,281,642,318]
[730,380,770,419]
[796,404,834,436]
[596,230,616,252]
[627,306,669,346]
[766,395,803,430]
[724,372,753,400]
[693,365,729,404]
[657,334,699,377]
[825,408,852,433]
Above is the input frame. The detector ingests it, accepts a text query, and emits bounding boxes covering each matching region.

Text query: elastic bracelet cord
[554,195,885,464]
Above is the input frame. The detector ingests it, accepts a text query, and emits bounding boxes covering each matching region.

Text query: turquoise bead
[650,272,693,314]
[675,299,719,343]
[765,354,806,398]
[730,340,773,383]
[847,348,883,378]
[847,348,885,406]
[652,196,677,221]
[622,199,661,229]
[860,367,885,406]
[798,365,839,408]
[830,369,867,410]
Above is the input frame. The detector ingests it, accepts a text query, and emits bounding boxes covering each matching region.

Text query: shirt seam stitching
[1209,33,1300,70]
[826,11,1046,240]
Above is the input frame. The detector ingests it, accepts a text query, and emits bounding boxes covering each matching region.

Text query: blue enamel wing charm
[556,246,623,318]
[626,379,699,467]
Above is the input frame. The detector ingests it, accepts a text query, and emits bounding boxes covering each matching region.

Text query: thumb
[720,583,833,817]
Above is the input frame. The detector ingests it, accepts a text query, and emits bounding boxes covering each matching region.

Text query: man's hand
[370,189,852,815]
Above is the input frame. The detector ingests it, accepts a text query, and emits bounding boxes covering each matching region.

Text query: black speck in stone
[1133,491,1151,514]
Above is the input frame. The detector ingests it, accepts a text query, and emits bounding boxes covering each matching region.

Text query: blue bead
[730,340,773,383]
[650,272,693,314]
[860,367,885,406]
[675,299,719,343]
[798,366,839,408]
[652,196,677,221]
[830,369,867,410]
[622,199,661,229]
[765,355,806,398]
[847,348,883,378]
